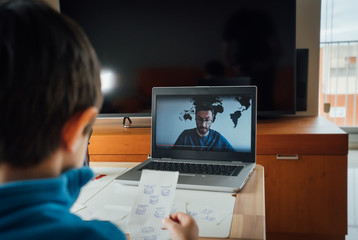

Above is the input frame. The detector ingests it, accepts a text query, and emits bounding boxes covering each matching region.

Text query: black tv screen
[60,0,296,117]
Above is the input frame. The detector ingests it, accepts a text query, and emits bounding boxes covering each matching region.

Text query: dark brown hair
[0,0,103,167]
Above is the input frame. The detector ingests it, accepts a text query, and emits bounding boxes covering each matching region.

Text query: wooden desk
[90,162,266,240]
[89,116,348,240]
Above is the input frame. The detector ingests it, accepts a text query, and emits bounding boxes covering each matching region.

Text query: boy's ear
[61,107,98,153]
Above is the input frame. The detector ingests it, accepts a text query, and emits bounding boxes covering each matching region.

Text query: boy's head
[0,0,102,168]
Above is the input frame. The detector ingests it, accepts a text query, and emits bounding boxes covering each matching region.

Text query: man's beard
[198,126,209,135]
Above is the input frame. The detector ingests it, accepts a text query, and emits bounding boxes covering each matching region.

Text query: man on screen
[173,102,234,151]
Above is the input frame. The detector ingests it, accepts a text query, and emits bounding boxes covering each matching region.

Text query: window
[320,0,358,127]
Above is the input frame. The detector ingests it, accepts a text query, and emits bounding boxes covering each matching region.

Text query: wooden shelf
[256,116,348,155]
[89,118,151,162]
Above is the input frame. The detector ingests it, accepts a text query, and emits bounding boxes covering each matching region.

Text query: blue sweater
[173,128,235,151]
[0,167,126,240]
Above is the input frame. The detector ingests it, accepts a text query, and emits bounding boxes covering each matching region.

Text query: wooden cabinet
[88,118,151,162]
[89,116,348,240]
[259,155,347,239]
[256,117,348,240]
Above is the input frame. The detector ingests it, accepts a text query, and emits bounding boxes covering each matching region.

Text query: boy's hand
[162,212,198,240]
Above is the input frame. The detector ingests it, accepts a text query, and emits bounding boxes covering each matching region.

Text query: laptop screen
[151,86,257,163]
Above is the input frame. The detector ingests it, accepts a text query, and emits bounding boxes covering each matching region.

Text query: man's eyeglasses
[195,118,213,124]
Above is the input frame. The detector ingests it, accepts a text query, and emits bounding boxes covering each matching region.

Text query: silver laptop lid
[151,86,257,163]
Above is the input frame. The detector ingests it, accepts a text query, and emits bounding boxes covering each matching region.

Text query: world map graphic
[179,96,252,128]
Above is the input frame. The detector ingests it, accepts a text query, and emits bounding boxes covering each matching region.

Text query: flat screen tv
[60,0,296,117]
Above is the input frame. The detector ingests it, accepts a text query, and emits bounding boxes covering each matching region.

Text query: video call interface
[155,94,253,153]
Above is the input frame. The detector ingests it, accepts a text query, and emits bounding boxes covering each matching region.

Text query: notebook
[115,86,257,193]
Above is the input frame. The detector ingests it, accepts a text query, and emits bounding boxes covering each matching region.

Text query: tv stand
[122,116,151,128]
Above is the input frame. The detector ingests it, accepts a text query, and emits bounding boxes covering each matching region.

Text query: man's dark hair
[195,102,219,123]
[0,0,102,167]
[195,102,214,114]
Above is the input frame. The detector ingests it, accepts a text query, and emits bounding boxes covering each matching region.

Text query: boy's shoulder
[54,218,127,240]
[0,211,126,240]
[0,168,126,240]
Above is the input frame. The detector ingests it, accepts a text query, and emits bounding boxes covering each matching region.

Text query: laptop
[116,86,257,192]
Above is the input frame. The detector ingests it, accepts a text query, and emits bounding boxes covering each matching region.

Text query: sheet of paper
[128,170,179,240]
[89,205,130,222]
[170,202,187,214]
[186,203,232,225]
[70,203,86,213]
[74,168,236,238]
[74,181,137,232]
[174,188,236,238]
[72,167,127,209]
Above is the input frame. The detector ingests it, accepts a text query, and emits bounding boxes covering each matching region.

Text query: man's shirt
[173,128,234,151]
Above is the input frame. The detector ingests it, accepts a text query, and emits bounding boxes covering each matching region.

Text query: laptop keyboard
[139,161,244,176]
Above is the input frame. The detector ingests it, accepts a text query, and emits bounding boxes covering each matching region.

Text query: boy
[0,0,198,239]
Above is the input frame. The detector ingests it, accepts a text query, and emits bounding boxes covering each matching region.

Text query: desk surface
[90,162,265,240]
